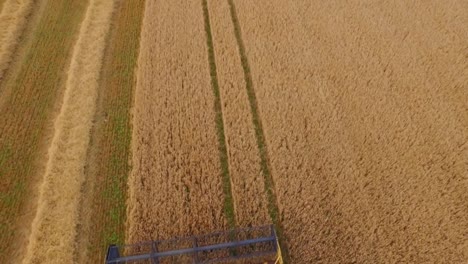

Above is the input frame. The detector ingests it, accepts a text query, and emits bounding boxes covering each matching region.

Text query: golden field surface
[0,0,466,263]
[128,0,228,243]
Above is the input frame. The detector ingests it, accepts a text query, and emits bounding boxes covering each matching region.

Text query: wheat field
[207,0,271,228]
[0,0,466,263]
[233,0,468,262]
[127,0,227,243]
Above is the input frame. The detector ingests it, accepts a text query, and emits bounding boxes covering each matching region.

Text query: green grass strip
[202,0,236,229]
[90,0,146,261]
[226,0,290,261]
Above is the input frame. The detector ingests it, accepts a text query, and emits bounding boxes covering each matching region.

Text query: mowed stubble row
[0,0,145,261]
[76,0,146,262]
[0,0,88,261]
[234,0,468,262]
[23,0,116,262]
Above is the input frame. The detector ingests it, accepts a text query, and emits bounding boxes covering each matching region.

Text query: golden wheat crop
[206,0,270,227]
[127,0,227,244]
[234,0,468,262]
[1,0,465,263]
[23,0,116,262]
[0,0,6,10]
[0,0,35,81]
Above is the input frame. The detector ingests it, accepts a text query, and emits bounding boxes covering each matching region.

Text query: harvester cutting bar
[105,225,282,263]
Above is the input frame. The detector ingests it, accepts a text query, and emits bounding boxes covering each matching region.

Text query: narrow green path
[84,0,146,262]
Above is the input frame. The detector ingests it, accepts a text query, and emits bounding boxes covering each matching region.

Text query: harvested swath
[75,0,145,262]
[0,0,34,81]
[234,0,468,262]
[127,0,226,243]
[206,0,270,227]
[0,0,87,262]
[23,0,116,263]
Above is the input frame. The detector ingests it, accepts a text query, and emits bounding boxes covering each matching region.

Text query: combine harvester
[105,225,283,263]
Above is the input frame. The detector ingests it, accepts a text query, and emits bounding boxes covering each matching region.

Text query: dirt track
[234,0,468,262]
[127,0,227,243]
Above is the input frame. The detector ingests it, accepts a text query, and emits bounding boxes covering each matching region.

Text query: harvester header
[105,225,283,263]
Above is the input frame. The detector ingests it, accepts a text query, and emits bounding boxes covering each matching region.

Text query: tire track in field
[0,0,35,82]
[202,0,236,229]
[128,0,226,244]
[226,0,289,260]
[206,0,270,227]
[22,0,115,263]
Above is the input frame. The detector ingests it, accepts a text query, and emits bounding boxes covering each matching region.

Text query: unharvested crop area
[232,0,468,262]
[0,0,466,263]
[207,0,270,228]
[127,0,228,243]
